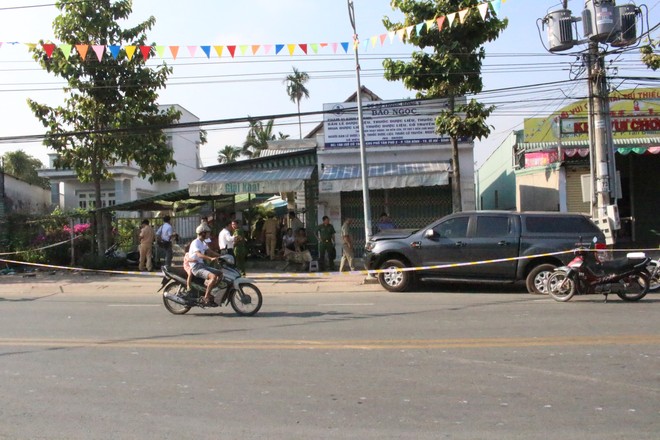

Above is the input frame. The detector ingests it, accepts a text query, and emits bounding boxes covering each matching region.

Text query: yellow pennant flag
[125,45,136,60]
[287,44,296,55]
[213,45,224,57]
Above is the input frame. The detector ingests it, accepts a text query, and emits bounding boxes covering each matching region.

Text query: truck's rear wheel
[526,263,557,295]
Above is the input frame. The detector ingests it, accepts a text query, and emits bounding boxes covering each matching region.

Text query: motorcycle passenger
[188,224,223,306]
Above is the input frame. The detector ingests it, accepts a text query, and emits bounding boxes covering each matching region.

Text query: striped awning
[319,162,451,193]
[189,166,315,196]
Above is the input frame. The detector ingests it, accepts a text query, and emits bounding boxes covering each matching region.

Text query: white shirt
[188,238,208,265]
[157,222,173,242]
[218,228,234,250]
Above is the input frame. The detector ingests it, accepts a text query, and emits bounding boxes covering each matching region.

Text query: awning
[519,137,660,153]
[319,162,451,193]
[188,166,315,196]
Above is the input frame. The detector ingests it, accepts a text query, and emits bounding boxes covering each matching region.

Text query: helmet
[196,224,211,235]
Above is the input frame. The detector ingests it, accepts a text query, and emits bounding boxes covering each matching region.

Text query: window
[525,216,599,234]
[476,216,510,237]
[77,191,116,209]
[434,216,469,239]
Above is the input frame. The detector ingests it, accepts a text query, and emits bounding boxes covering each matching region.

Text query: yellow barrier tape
[1,246,655,280]
[0,236,82,256]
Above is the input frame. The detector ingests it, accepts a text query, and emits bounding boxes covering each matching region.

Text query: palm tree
[283,67,310,139]
[217,145,240,164]
[242,118,276,158]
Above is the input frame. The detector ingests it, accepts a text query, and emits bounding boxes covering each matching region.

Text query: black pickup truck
[364,211,605,293]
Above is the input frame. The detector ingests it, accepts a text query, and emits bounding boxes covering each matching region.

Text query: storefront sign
[322,98,464,148]
[524,87,660,143]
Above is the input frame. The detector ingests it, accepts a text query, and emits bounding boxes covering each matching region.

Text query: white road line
[317,303,375,306]
[107,304,160,307]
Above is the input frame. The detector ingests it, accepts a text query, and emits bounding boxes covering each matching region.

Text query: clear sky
[0,0,657,168]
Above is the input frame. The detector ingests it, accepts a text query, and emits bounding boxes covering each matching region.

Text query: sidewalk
[0,264,383,296]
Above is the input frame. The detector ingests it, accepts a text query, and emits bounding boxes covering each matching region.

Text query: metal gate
[341,186,452,257]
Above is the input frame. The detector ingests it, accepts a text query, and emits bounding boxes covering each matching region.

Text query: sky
[0,0,657,169]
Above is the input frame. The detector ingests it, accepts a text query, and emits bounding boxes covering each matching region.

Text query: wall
[516,165,561,211]
[476,131,517,210]
[2,173,51,214]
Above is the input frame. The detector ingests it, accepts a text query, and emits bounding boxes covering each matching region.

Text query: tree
[383,1,507,212]
[641,37,659,70]
[27,0,197,254]
[242,118,276,158]
[284,67,310,139]
[217,145,241,164]
[1,150,50,189]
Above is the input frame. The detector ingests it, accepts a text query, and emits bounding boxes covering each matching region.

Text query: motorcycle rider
[188,223,223,306]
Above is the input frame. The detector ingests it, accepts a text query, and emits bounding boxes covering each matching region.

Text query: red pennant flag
[298,44,307,54]
[140,45,151,59]
[436,16,446,31]
[227,45,236,58]
[43,43,56,58]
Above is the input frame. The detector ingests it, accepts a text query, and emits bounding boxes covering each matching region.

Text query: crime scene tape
[0,236,82,256]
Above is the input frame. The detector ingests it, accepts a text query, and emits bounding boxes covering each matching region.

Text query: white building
[38,105,204,215]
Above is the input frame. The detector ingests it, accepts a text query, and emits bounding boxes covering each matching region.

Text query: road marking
[0,335,658,350]
[317,303,375,306]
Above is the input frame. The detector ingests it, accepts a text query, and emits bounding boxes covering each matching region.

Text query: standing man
[156,215,174,267]
[218,220,235,256]
[339,217,356,272]
[288,210,303,234]
[138,219,155,272]
[232,219,248,276]
[317,215,337,271]
[262,213,279,260]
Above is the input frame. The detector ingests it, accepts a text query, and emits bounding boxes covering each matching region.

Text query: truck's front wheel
[526,263,557,295]
[378,259,412,292]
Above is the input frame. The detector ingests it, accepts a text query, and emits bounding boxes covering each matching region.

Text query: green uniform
[317,222,336,271]
[233,228,248,276]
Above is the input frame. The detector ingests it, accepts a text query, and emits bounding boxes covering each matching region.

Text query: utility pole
[347,0,373,241]
[541,0,642,245]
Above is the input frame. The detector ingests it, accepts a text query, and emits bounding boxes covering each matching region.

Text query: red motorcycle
[547,238,651,302]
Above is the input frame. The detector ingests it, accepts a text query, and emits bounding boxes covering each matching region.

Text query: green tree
[242,118,276,158]
[1,150,50,189]
[641,37,659,70]
[217,145,241,164]
[284,67,310,139]
[383,1,507,212]
[27,0,196,254]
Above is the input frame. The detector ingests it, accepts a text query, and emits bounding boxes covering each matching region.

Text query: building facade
[38,104,204,216]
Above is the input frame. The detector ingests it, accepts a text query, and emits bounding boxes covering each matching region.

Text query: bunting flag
[0,1,504,62]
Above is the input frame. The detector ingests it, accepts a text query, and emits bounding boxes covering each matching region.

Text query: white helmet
[196,224,211,235]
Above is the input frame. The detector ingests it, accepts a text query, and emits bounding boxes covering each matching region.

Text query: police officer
[317,216,336,271]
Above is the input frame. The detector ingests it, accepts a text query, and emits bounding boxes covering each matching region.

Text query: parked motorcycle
[104,243,141,266]
[648,258,660,292]
[547,238,651,302]
[157,254,262,316]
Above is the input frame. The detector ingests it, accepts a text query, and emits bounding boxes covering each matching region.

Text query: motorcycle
[547,238,651,302]
[648,258,660,292]
[104,243,141,266]
[157,254,262,316]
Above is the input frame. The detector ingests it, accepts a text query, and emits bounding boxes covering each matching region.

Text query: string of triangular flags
[0,0,503,62]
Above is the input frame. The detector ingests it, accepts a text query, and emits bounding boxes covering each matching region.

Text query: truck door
[416,215,471,277]
[465,214,519,279]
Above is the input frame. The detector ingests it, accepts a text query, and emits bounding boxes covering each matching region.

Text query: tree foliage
[641,37,659,71]
[1,150,50,189]
[241,118,288,158]
[284,67,310,139]
[383,0,507,211]
[27,0,195,253]
[217,145,241,164]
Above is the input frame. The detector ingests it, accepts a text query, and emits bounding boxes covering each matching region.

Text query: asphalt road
[1,276,659,439]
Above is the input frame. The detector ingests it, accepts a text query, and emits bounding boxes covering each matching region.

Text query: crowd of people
[135,208,395,276]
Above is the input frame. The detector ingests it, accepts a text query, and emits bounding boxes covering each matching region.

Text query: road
[0,274,659,439]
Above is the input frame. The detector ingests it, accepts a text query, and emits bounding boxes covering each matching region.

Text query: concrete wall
[516,165,561,212]
[476,131,517,210]
[3,174,51,214]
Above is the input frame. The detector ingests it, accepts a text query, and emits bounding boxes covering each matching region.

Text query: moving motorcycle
[547,238,651,302]
[157,254,262,316]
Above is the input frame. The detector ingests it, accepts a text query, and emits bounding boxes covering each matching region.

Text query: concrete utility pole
[347,0,373,240]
